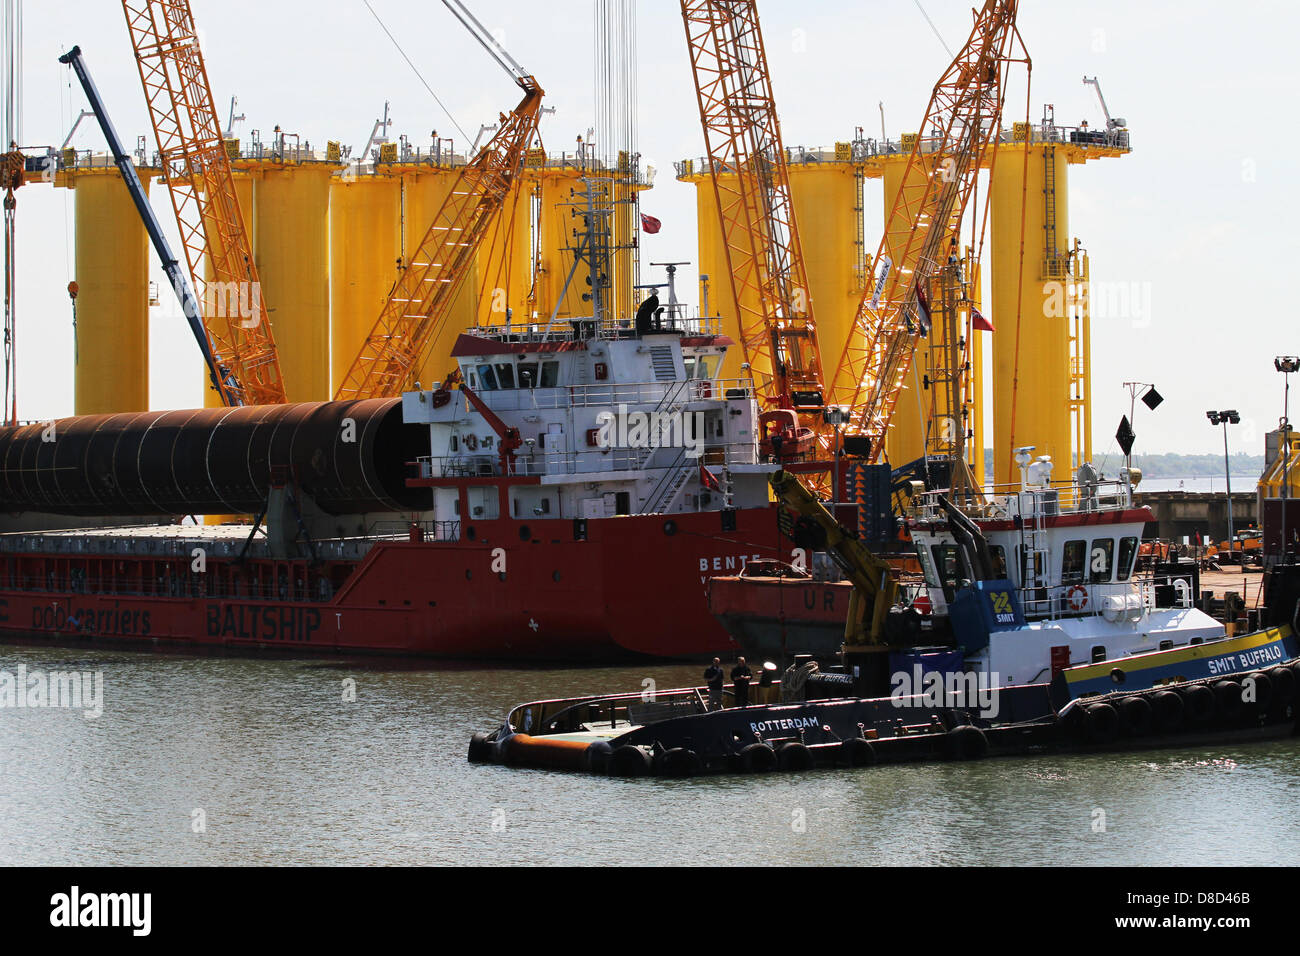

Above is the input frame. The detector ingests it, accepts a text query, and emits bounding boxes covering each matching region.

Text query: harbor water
[2,642,1297,866]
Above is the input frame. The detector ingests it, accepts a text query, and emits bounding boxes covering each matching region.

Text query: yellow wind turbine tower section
[400,163,479,386]
[57,164,154,416]
[252,158,335,403]
[679,149,863,387]
[329,171,400,393]
[991,143,1071,486]
[785,155,862,400]
[534,167,590,324]
[477,174,533,328]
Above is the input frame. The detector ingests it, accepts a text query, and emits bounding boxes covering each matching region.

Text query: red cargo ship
[0,312,791,660]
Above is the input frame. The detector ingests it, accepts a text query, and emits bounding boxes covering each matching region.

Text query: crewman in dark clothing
[634,291,660,336]
[731,657,753,708]
[704,657,725,710]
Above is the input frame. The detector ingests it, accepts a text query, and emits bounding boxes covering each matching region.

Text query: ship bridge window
[1062,539,1086,585]
[685,356,716,380]
[517,363,538,388]
[988,544,1008,580]
[495,364,516,389]
[540,361,559,387]
[477,365,499,390]
[1089,538,1114,583]
[1117,536,1139,581]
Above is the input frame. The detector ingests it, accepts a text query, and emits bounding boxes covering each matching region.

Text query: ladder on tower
[1041,144,1067,280]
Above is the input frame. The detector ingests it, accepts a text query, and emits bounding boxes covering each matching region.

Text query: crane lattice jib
[122,0,286,406]
[829,0,1023,459]
[681,0,822,408]
[333,82,543,402]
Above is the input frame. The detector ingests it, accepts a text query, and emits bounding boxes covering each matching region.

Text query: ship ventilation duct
[0,398,431,517]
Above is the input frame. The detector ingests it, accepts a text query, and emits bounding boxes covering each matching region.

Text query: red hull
[0,508,782,660]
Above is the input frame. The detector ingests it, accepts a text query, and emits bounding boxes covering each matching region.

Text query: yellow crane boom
[680,0,823,413]
[122,0,286,406]
[334,0,543,401]
[828,0,1027,461]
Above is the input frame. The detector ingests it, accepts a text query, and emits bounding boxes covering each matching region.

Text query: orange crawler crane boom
[681,0,823,433]
[122,0,286,406]
[828,0,1026,461]
[334,0,544,402]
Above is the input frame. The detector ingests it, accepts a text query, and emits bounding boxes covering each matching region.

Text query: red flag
[972,307,994,332]
[699,463,720,490]
[640,213,662,234]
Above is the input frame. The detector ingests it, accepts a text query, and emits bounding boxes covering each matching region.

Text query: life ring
[1066,585,1089,611]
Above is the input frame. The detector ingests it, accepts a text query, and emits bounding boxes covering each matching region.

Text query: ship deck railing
[909,476,1137,524]
[466,377,754,413]
[507,683,769,737]
[417,439,759,480]
[1009,572,1198,622]
[470,312,724,346]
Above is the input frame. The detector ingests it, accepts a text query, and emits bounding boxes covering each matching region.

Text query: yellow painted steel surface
[534,168,592,326]
[786,161,860,401]
[477,181,533,328]
[253,164,333,402]
[990,145,1072,487]
[399,167,478,386]
[691,176,762,383]
[329,175,400,393]
[71,170,151,415]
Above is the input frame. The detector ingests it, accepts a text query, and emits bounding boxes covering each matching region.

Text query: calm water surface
[2,643,1297,866]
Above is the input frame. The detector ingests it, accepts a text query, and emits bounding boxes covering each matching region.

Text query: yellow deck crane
[333,0,544,401]
[681,0,825,464]
[121,0,286,406]
[827,0,1027,470]
[770,470,900,668]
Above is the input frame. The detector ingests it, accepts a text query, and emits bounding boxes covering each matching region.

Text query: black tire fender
[1119,695,1153,737]
[657,747,702,777]
[467,732,493,763]
[608,745,651,777]
[776,741,813,771]
[1151,690,1184,732]
[739,742,776,773]
[1180,683,1216,726]
[1083,702,1120,744]
[840,736,876,767]
[946,724,989,760]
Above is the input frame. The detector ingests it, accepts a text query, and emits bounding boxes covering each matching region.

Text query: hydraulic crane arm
[827,0,1026,461]
[457,380,523,476]
[334,0,543,401]
[770,469,898,646]
[58,45,230,405]
[121,0,286,406]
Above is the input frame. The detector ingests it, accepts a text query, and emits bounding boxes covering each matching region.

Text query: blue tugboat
[469,466,1300,775]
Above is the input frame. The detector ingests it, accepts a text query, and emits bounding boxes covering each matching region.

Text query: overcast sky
[9,0,1298,461]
